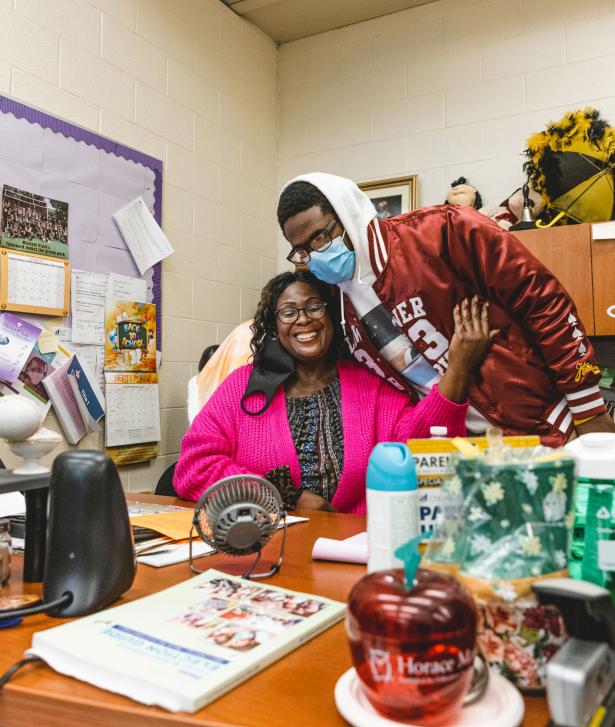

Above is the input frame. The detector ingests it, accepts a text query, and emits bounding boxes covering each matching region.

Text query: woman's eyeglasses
[286,218,338,266]
[275,302,328,324]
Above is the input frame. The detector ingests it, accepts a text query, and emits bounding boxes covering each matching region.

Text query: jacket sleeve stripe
[566,385,601,401]
[547,397,567,425]
[559,411,573,433]
[569,399,605,414]
[374,221,388,266]
[368,223,384,274]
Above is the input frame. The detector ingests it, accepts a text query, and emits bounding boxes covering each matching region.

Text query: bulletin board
[0,94,162,349]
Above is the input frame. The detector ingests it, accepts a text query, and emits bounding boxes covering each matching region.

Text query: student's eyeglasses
[275,302,328,324]
[286,218,339,266]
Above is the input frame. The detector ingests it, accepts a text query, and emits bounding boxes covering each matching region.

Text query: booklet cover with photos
[28,569,346,713]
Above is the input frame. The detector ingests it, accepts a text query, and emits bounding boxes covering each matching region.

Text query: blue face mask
[308,234,355,284]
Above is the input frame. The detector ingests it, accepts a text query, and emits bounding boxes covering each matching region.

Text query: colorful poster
[1,184,69,259]
[0,311,41,383]
[0,340,71,415]
[104,299,156,372]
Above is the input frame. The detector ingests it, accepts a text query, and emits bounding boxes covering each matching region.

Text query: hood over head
[280,172,382,282]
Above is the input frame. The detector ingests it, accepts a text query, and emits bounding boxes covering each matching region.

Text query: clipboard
[0,248,70,316]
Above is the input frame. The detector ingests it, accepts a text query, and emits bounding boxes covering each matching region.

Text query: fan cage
[193,475,283,553]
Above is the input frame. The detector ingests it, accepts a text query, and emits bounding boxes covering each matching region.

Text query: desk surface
[0,494,550,727]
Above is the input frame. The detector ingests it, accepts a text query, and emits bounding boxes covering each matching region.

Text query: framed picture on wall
[358,175,418,219]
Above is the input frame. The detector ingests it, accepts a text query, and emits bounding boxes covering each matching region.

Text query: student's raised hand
[449,296,499,373]
[438,296,499,403]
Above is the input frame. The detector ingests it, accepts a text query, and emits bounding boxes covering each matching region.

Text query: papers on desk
[130,507,194,541]
[138,541,215,568]
[131,511,309,568]
[0,491,26,518]
[113,196,173,275]
[312,531,367,564]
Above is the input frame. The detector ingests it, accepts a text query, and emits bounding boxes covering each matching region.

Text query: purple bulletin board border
[0,94,163,350]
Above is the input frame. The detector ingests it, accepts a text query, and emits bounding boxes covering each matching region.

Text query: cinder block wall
[0,0,278,490]
[276,0,615,269]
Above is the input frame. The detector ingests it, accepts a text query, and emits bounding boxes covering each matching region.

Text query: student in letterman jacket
[277,173,613,447]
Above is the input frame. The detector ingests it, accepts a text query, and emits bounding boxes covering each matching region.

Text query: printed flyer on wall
[104,299,156,373]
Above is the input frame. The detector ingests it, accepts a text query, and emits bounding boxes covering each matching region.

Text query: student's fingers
[461,297,471,324]
[453,304,463,330]
[480,300,491,337]
[470,295,480,325]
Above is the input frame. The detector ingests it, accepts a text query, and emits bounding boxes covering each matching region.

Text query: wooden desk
[0,495,550,727]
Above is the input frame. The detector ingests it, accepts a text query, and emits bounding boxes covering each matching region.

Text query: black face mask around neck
[240,335,295,416]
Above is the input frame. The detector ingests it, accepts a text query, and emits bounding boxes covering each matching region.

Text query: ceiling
[220,0,439,43]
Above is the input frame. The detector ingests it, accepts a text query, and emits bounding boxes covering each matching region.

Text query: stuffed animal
[445,177,483,209]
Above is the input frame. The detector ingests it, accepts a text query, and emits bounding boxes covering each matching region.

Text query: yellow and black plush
[524,108,615,226]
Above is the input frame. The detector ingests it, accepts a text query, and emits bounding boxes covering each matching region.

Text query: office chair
[154,462,178,497]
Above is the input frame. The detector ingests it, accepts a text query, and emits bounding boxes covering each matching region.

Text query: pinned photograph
[1,184,69,260]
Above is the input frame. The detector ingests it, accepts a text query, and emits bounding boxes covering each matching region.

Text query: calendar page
[105,372,161,447]
[1,251,68,314]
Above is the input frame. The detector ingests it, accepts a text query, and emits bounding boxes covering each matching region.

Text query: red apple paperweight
[346,567,477,725]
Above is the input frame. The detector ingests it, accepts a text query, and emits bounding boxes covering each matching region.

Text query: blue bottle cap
[366,442,418,491]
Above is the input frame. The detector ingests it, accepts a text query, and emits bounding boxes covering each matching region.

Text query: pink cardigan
[174,361,468,514]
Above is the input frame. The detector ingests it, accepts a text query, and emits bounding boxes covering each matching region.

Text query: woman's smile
[275,281,334,364]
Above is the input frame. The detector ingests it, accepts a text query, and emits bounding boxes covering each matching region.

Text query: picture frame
[358,175,418,219]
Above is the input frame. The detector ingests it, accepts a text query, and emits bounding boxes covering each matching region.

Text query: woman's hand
[296,491,337,512]
[439,296,499,403]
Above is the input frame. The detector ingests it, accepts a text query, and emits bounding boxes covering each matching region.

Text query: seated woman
[174,271,496,514]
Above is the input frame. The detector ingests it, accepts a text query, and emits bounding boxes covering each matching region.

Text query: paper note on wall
[107,273,147,303]
[113,196,173,275]
[71,270,108,345]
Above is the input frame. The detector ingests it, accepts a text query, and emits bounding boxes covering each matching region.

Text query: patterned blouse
[285,378,344,503]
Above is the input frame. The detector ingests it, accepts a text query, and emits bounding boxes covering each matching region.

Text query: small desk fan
[189,474,287,579]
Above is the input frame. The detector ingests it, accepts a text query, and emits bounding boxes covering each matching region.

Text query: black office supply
[43,450,136,617]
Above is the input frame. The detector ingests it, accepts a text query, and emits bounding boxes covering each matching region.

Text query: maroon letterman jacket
[341,204,605,447]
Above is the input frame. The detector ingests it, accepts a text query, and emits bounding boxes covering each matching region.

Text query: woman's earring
[270,332,278,341]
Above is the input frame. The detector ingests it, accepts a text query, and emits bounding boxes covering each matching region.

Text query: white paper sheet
[137,541,215,567]
[107,273,146,303]
[7,253,66,311]
[70,270,108,345]
[592,221,615,240]
[137,516,308,568]
[311,531,367,564]
[113,196,173,275]
[0,492,26,517]
[104,375,161,446]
